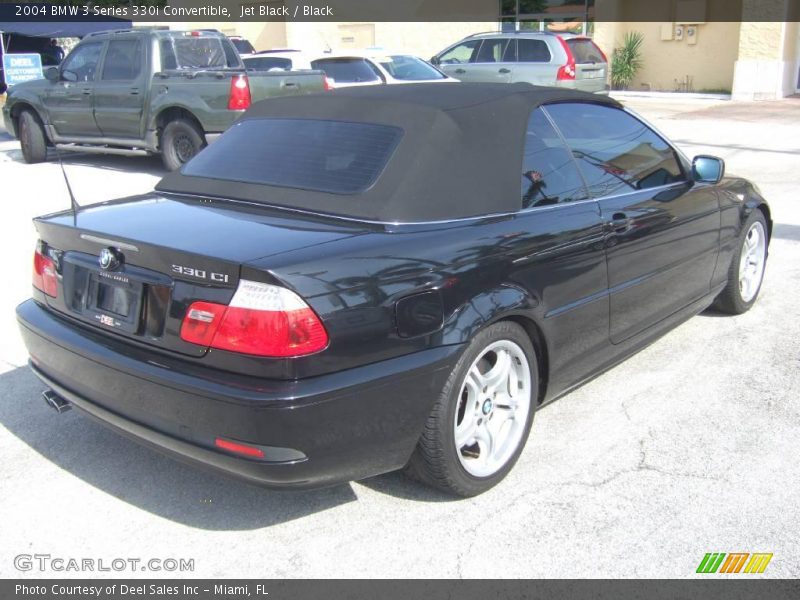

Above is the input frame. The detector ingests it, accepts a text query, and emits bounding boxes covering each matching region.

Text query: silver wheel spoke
[455,409,478,448]
[453,339,532,478]
[738,221,767,303]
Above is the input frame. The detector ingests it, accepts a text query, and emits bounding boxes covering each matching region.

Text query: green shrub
[611,31,644,91]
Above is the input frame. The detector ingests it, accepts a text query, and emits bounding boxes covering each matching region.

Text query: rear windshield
[181,118,403,194]
[376,55,445,80]
[310,58,382,83]
[243,56,292,71]
[161,37,238,69]
[566,39,606,64]
[230,38,255,55]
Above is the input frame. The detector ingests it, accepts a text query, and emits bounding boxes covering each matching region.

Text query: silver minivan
[431,32,608,93]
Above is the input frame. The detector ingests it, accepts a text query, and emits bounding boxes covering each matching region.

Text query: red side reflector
[33,249,58,297]
[215,437,265,459]
[228,74,251,110]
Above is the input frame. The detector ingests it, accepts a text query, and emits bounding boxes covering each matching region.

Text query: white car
[242,49,456,88]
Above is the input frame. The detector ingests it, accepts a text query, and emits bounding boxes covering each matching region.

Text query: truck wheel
[18,110,48,164]
[161,119,206,171]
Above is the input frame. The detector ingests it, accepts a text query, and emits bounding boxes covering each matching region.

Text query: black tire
[405,321,538,497]
[161,119,206,171]
[18,110,48,164]
[713,210,769,315]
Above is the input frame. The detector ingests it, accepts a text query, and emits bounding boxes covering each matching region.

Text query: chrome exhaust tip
[42,390,71,414]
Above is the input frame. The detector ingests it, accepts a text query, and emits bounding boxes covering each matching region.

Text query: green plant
[611,31,644,90]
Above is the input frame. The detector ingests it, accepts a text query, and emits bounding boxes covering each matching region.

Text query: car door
[435,39,482,81]
[93,36,148,139]
[511,107,609,393]
[544,102,721,344]
[511,38,558,85]
[465,38,514,83]
[42,41,104,138]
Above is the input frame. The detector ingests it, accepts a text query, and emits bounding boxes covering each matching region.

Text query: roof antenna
[56,146,80,216]
[45,115,80,220]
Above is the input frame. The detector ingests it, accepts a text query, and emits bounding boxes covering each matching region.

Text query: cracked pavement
[0,95,798,578]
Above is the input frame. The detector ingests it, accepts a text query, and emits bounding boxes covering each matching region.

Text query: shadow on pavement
[0,365,359,530]
[773,223,800,242]
[48,149,168,178]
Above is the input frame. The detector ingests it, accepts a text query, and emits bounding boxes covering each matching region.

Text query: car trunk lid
[33,193,363,357]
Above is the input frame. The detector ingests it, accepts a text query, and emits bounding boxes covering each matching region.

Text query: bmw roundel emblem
[99,247,122,271]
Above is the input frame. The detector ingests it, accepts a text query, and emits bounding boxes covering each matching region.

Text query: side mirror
[692,155,725,184]
[430,55,440,66]
[44,66,60,81]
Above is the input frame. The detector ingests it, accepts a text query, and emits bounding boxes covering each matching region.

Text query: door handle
[498,68,511,74]
[608,212,631,233]
[454,68,466,74]
[81,88,92,95]
[130,88,140,95]
[282,82,298,88]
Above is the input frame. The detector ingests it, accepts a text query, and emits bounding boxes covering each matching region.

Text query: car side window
[101,39,142,81]
[517,39,551,63]
[438,40,481,65]
[521,108,588,208]
[544,103,685,198]
[159,39,178,70]
[60,42,103,82]
[474,38,509,63]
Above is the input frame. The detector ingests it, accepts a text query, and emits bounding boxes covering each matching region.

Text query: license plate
[583,69,604,79]
[87,271,143,332]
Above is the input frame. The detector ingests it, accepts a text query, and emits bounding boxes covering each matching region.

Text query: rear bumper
[17,299,462,489]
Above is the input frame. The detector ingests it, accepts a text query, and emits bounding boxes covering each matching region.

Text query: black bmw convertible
[18,83,771,496]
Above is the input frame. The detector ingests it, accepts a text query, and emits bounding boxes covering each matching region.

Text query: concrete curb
[610,91,732,101]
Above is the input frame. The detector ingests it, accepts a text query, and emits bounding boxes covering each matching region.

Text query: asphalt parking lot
[0,95,798,579]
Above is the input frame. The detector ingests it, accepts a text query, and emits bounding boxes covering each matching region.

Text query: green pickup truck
[2,29,327,170]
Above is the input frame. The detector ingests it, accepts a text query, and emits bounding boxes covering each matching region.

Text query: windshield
[164,37,231,69]
[243,56,292,71]
[566,39,606,64]
[230,38,255,55]
[181,118,403,195]
[310,58,382,83]
[376,55,445,81]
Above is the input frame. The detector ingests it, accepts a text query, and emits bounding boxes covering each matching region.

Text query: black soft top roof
[156,83,621,223]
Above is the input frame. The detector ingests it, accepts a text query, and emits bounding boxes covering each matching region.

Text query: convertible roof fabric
[156,83,621,223]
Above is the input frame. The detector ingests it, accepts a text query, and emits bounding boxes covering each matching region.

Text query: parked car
[18,84,770,496]
[243,50,454,87]
[241,50,316,72]
[227,35,256,55]
[432,31,608,93]
[2,29,327,170]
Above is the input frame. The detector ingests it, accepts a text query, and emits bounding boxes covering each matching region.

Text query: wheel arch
[438,285,550,405]
[9,102,49,140]
[154,106,204,149]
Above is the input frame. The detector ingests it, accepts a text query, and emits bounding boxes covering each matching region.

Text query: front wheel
[713,211,769,314]
[161,119,206,171]
[405,321,537,497]
[18,110,48,164]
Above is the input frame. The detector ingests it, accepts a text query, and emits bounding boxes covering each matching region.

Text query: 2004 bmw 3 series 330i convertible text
[18,83,771,496]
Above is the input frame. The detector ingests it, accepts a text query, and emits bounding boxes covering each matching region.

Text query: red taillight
[556,36,577,81]
[215,437,265,459]
[33,247,58,297]
[228,74,251,110]
[180,280,328,357]
[323,76,335,91]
